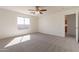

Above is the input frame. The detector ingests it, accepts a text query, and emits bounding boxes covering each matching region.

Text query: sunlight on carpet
[4,35,30,48]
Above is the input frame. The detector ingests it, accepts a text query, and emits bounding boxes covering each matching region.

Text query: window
[17,17,30,29]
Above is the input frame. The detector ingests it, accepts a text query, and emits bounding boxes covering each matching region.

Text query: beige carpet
[0,32,79,52]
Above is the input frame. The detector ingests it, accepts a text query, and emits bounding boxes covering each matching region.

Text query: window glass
[25,18,30,25]
[17,17,30,29]
[17,17,25,24]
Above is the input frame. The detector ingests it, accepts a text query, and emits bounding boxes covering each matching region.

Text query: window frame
[17,16,30,30]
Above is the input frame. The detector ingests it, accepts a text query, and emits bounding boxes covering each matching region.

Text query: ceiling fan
[28,6,47,14]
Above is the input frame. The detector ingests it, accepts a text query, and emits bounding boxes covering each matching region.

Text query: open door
[65,11,79,43]
[65,14,76,39]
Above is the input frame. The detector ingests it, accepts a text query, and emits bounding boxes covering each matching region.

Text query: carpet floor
[0,32,78,52]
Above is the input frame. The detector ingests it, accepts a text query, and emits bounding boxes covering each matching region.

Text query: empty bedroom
[0,6,79,52]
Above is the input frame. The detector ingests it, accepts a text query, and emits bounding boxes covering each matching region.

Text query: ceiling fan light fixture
[35,11,40,14]
[31,11,41,15]
[28,6,47,15]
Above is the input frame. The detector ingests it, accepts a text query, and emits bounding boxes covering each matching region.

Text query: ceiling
[0,6,79,16]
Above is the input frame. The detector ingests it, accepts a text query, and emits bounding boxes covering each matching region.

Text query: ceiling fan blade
[40,12,43,14]
[28,9,36,11]
[40,9,47,11]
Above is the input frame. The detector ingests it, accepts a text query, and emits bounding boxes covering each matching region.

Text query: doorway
[65,14,76,39]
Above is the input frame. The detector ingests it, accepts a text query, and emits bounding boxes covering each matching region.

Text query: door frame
[76,10,78,42]
[64,11,78,42]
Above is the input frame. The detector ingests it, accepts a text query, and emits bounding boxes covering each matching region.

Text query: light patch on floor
[4,35,30,48]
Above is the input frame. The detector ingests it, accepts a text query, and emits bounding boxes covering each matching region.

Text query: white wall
[38,9,78,37]
[39,13,65,37]
[66,14,76,36]
[0,7,78,39]
[0,9,38,39]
